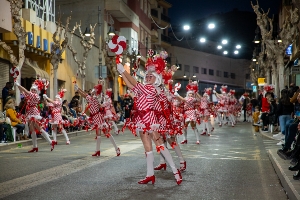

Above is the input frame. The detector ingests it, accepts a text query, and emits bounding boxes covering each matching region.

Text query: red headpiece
[31,76,47,94]
[56,89,67,99]
[92,79,104,96]
[145,56,166,74]
[204,88,212,96]
[220,85,228,93]
[243,92,249,97]
[186,81,198,93]
[106,88,112,98]
[264,84,274,92]
[229,89,235,95]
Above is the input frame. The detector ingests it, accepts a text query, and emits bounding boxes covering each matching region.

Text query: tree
[50,15,71,98]
[251,1,299,94]
[0,0,26,105]
[68,22,97,108]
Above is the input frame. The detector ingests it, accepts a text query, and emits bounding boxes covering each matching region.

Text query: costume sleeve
[132,83,156,96]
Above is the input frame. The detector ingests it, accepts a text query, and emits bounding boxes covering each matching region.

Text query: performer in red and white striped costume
[199,88,214,136]
[75,81,120,157]
[117,55,182,185]
[101,88,120,135]
[214,85,229,126]
[175,80,201,144]
[154,65,186,172]
[15,79,55,152]
[228,90,238,125]
[43,89,70,145]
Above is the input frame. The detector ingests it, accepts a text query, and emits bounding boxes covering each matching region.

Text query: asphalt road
[0,120,288,200]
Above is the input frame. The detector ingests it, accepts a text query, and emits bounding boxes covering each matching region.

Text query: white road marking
[0,143,143,198]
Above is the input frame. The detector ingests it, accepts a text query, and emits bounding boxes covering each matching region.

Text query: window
[193,66,199,74]
[184,65,190,72]
[201,68,207,74]
[140,0,143,9]
[209,69,214,76]
[224,71,228,78]
[144,0,147,13]
[216,70,222,77]
[231,73,236,79]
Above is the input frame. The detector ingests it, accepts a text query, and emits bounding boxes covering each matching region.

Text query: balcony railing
[161,34,171,44]
[151,9,158,18]
[161,13,170,23]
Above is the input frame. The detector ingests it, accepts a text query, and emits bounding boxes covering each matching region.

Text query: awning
[21,58,50,80]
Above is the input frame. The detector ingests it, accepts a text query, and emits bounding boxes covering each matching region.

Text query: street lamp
[199,37,206,43]
[84,27,91,36]
[183,25,190,30]
[208,23,215,29]
[107,26,115,36]
[236,44,241,49]
[222,39,228,44]
[217,45,222,49]
[223,50,228,55]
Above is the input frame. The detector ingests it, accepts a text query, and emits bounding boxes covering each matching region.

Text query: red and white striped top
[48,100,63,123]
[131,83,158,128]
[24,92,40,119]
[86,95,105,126]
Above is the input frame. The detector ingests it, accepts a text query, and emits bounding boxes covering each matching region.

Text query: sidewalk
[0,123,125,152]
[0,129,91,151]
[259,128,300,200]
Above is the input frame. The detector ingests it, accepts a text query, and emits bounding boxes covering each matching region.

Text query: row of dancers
[13,51,243,186]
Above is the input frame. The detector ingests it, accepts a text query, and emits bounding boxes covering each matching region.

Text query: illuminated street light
[223,51,228,55]
[199,38,206,43]
[217,45,222,49]
[183,25,190,30]
[208,23,215,29]
[236,45,241,49]
[234,50,239,54]
[183,74,187,78]
[222,40,228,44]
[193,74,196,78]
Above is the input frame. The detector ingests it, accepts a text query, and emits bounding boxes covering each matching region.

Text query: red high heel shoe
[196,140,200,144]
[55,141,58,145]
[180,140,187,144]
[154,163,167,170]
[66,140,70,145]
[174,169,182,185]
[28,148,38,153]
[92,151,100,156]
[138,175,155,184]
[116,147,121,156]
[180,161,186,171]
[51,140,56,151]
[201,131,206,136]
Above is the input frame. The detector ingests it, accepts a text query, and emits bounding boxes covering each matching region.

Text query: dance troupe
[13,43,244,185]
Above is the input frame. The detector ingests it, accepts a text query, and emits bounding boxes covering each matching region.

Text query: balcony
[151,29,158,42]
[161,13,170,23]
[105,0,139,27]
[151,9,158,18]
[161,34,171,47]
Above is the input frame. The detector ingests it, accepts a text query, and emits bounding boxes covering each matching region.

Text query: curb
[268,149,300,200]
[0,129,92,151]
[0,124,125,151]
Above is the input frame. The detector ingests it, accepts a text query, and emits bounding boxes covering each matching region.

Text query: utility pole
[98,6,102,79]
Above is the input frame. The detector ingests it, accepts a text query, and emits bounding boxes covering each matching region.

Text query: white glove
[14,80,20,86]
[74,84,79,91]
[213,90,216,94]
[117,63,125,74]
[43,94,48,99]
[174,91,179,96]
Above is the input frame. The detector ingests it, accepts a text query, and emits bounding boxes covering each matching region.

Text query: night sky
[167,0,281,24]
